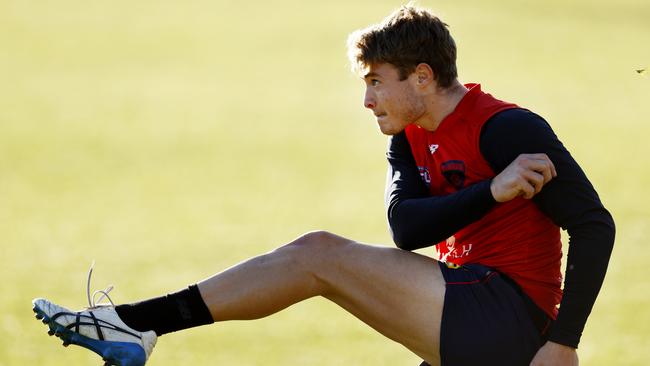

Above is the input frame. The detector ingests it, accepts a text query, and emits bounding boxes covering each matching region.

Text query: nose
[364,88,376,110]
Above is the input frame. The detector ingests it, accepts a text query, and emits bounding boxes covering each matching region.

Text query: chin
[379,128,400,136]
[378,123,405,136]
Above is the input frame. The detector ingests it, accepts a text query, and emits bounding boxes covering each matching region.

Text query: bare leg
[197,231,445,365]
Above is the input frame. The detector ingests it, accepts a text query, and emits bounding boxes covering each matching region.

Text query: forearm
[385,131,497,250]
[548,209,615,347]
[387,180,495,250]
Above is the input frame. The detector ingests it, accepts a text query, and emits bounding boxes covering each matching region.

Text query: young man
[33,6,614,366]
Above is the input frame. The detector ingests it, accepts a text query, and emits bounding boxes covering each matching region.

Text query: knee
[292,230,341,246]
[291,230,351,251]
[277,230,350,266]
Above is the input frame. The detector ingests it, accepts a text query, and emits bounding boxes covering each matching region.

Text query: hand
[490,153,556,202]
[530,341,578,366]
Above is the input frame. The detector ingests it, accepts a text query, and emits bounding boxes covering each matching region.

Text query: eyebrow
[363,72,380,79]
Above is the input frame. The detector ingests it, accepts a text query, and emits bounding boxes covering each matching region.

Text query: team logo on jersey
[428,144,439,154]
[441,160,466,189]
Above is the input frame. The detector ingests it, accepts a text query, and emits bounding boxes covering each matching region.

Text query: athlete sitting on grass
[33,6,614,366]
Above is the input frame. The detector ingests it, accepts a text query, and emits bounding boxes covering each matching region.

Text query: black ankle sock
[115,284,214,336]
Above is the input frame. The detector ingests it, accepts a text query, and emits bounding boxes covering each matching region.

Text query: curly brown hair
[347,6,458,88]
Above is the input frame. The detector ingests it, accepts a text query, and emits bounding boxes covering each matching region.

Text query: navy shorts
[421,262,551,366]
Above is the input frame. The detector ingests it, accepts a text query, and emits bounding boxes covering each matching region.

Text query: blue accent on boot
[33,304,147,366]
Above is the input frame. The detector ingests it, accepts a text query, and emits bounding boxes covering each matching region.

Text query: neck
[416,80,468,132]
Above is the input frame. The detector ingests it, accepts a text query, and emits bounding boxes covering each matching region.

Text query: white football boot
[32,264,157,366]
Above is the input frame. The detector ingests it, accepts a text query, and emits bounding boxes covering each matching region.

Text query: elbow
[387,208,418,251]
[594,207,616,250]
[387,201,408,249]
[389,226,414,250]
[387,200,440,251]
[604,210,616,250]
[570,207,616,259]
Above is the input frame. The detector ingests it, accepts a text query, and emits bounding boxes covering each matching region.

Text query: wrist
[547,322,581,349]
[489,178,501,202]
[546,341,577,352]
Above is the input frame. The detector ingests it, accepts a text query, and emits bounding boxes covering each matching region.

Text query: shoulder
[481,108,561,151]
[479,108,566,171]
[482,108,555,139]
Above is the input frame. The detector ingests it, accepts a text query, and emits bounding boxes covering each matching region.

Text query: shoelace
[86,261,115,307]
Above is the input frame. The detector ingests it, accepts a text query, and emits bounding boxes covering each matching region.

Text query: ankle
[115,285,214,336]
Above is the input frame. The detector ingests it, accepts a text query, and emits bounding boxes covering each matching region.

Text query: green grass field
[1,0,649,364]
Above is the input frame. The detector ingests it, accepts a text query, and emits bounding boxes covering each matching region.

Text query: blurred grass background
[1,0,648,364]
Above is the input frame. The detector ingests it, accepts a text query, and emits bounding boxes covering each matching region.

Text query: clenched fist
[490,153,557,203]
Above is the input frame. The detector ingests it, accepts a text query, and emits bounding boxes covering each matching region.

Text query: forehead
[362,63,400,79]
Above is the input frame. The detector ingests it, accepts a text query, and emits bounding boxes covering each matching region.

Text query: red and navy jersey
[404,84,563,318]
[386,83,614,347]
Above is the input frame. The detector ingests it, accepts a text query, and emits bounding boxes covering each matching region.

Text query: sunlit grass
[1,0,649,364]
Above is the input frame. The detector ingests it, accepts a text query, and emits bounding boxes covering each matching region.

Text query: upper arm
[479,109,609,229]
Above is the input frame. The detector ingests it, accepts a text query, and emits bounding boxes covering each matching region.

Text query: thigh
[311,233,445,365]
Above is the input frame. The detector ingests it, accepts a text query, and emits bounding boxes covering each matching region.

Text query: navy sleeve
[385,131,496,250]
[479,108,615,348]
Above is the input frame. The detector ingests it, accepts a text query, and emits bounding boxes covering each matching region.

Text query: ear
[413,63,435,87]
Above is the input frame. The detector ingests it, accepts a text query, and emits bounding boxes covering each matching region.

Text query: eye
[371,79,380,86]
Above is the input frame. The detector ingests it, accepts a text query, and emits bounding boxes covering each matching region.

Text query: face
[362,63,426,135]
